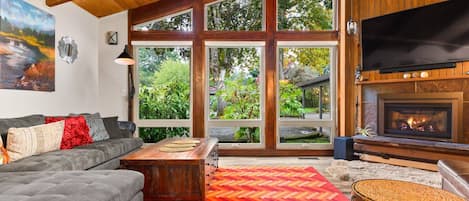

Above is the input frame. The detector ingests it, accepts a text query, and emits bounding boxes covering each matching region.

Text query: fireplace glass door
[382,103,452,140]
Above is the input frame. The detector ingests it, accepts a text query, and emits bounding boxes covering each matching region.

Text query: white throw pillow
[6,121,64,162]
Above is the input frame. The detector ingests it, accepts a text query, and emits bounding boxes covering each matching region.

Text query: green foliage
[217,72,260,120]
[280,48,331,85]
[138,48,190,88]
[135,0,334,143]
[216,72,261,143]
[207,0,263,31]
[234,127,260,143]
[278,0,333,31]
[138,59,190,142]
[279,80,304,117]
[136,12,191,31]
[139,127,190,143]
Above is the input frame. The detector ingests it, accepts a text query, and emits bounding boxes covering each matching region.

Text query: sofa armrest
[437,160,469,199]
[118,121,136,138]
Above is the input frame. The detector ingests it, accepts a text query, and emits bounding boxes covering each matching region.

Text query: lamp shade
[114,45,135,65]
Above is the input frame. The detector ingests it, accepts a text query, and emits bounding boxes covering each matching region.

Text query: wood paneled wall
[351,0,469,144]
[347,0,451,134]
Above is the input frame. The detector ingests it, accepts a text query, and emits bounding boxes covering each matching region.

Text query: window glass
[278,0,334,31]
[279,127,331,143]
[208,47,261,120]
[134,11,192,31]
[209,127,261,143]
[279,47,331,120]
[138,47,191,120]
[139,127,190,143]
[206,0,263,31]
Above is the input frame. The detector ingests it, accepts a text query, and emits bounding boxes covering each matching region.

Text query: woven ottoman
[0,170,143,201]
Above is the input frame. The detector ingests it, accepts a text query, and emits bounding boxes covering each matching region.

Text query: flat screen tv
[361,0,469,73]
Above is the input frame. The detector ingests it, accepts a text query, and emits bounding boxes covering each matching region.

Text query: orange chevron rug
[206,167,349,201]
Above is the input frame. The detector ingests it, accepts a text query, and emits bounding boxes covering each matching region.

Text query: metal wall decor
[58,36,78,64]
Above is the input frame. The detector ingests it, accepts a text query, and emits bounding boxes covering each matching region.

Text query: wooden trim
[219,149,333,156]
[131,0,194,25]
[360,154,438,171]
[192,0,205,138]
[356,75,469,85]
[45,0,71,6]
[128,9,134,122]
[130,31,196,41]
[354,143,469,164]
[275,31,339,41]
[202,32,267,41]
[264,0,276,150]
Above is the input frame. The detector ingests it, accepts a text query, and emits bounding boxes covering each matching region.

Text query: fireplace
[378,92,463,142]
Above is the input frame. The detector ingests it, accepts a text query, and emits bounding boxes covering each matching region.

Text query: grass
[303,107,318,113]
[285,137,330,143]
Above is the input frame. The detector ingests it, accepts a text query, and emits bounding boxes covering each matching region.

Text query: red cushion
[45,116,93,149]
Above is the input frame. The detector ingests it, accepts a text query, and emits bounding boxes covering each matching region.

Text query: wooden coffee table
[121,138,218,201]
[351,179,465,201]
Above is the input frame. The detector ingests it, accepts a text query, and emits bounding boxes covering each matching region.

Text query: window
[277,0,335,31]
[277,42,337,149]
[206,42,264,148]
[134,42,192,142]
[133,10,192,31]
[206,0,264,31]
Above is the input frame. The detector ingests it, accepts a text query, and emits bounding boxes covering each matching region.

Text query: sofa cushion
[46,116,93,149]
[0,115,45,148]
[102,116,123,139]
[74,138,143,160]
[72,113,110,142]
[7,121,64,162]
[0,170,144,201]
[0,149,106,172]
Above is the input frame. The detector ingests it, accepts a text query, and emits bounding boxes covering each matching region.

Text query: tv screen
[361,0,469,72]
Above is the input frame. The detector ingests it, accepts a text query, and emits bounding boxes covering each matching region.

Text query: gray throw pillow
[71,113,110,142]
[0,115,45,147]
[102,116,123,139]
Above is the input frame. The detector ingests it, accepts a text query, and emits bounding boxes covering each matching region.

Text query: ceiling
[46,0,161,18]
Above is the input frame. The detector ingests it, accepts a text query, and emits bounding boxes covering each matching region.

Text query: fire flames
[400,116,435,132]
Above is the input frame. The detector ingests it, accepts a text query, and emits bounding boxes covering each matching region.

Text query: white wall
[0,1,99,117]
[98,11,129,120]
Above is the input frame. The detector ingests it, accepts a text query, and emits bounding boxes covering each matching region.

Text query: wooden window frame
[276,41,338,150]
[205,41,266,149]
[128,0,343,155]
[132,41,194,137]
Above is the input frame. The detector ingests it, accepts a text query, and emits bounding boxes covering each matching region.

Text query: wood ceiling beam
[46,0,71,6]
[131,0,193,25]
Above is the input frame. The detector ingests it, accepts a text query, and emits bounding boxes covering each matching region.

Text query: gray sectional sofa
[0,115,144,201]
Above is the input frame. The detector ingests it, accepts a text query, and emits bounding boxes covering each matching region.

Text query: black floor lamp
[115,45,136,121]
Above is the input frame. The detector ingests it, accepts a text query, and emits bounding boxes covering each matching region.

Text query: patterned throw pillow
[6,121,64,162]
[46,116,92,149]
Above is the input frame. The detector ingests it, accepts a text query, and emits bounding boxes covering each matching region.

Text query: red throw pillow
[45,116,93,149]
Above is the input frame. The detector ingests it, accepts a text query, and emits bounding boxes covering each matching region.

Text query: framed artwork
[0,0,56,91]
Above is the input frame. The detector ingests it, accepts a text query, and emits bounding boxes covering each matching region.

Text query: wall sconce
[347,0,358,35]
